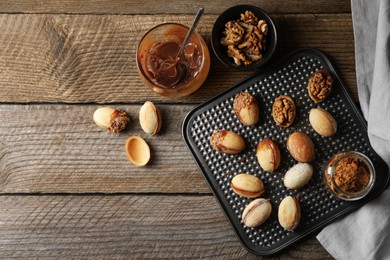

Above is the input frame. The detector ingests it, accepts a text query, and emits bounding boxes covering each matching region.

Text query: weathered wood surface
[0,13,356,104]
[0,195,332,259]
[0,0,351,15]
[0,104,210,194]
[0,1,355,258]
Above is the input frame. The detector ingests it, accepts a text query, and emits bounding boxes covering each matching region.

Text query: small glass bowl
[136,23,210,98]
[323,151,376,201]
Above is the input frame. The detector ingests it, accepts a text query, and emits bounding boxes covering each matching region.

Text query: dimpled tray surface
[182,49,389,255]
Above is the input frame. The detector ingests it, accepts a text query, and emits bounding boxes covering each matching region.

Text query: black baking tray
[182,49,389,256]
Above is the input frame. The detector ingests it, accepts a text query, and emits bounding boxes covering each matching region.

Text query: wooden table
[0,1,356,258]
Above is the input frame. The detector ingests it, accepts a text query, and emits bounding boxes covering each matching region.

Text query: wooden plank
[0,194,332,259]
[0,0,351,15]
[274,14,357,97]
[0,104,212,194]
[0,13,357,104]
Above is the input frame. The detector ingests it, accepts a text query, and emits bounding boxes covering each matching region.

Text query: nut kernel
[233,92,259,126]
[308,70,333,102]
[231,174,265,198]
[93,107,130,132]
[221,11,268,66]
[242,198,272,228]
[278,196,301,231]
[256,138,281,172]
[272,95,296,127]
[287,132,315,162]
[210,130,245,154]
[139,101,162,135]
[309,108,337,137]
[284,163,313,189]
[258,20,268,35]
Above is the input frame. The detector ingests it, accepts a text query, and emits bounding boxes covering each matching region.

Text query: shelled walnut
[221,10,268,66]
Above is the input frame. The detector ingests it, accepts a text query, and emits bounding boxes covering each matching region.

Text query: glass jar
[323,151,376,201]
[136,23,210,98]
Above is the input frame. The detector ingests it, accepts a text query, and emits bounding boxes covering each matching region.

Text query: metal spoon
[159,7,204,86]
[176,7,204,60]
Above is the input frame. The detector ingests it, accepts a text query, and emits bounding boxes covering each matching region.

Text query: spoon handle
[177,7,204,58]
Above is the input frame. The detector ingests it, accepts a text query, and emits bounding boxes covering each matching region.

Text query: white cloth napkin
[317,0,390,259]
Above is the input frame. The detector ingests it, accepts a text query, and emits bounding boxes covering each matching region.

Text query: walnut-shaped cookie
[233,92,259,126]
[308,70,333,102]
[272,95,296,127]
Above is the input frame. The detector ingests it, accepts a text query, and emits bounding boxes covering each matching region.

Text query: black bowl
[211,5,277,71]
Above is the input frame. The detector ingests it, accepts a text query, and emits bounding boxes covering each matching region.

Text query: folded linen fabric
[317,0,390,259]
